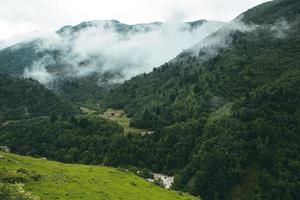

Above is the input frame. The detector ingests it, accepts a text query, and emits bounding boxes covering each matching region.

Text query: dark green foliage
[175,71,300,199]
[0,116,124,165]
[0,41,44,76]
[49,76,107,107]
[101,1,300,199]
[0,74,79,122]
[241,0,300,24]
[104,20,300,129]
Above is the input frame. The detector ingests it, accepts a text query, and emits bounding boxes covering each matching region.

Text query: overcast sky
[0,0,270,40]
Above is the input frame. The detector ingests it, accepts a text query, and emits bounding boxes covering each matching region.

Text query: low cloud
[271,18,291,39]
[20,16,294,85]
[23,20,225,83]
[23,55,55,84]
[183,18,258,60]
[175,15,297,66]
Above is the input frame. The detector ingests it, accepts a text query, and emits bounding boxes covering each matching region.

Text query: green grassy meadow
[81,107,150,135]
[0,152,199,200]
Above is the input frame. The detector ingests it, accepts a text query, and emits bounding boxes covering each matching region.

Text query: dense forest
[0,0,299,199]
[0,74,79,122]
[0,116,125,164]
[102,0,300,199]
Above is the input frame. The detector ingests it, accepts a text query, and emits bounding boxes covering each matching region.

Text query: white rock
[153,173,174,189]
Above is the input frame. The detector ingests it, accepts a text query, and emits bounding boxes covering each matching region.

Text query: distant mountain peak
[56,19,215,36]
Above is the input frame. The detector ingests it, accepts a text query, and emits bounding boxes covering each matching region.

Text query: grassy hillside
[0,152,198,200]
[81,107,150,135]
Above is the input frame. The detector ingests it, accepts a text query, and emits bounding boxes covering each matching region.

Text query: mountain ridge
[56,19,211,35]
[0,0,299,199]
[0,19,225,107]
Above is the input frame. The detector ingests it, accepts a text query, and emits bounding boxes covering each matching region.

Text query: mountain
[0,152,198,200]
[0,74,79,122]
[57,19,208,36]
[101,0,300,199]
[0,74,133,170]
[0,20,225,106]
[0,0,299,200]
[240,0,300,24]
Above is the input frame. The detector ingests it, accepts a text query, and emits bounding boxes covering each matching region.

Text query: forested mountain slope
[0,74,79,122]
[0,75,126,166]
[101,0,300,199]
[241,0,300,24]
[104,0,299,129]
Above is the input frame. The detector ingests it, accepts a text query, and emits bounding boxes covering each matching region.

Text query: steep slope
[104,19,299,128]
[173,70,300,199]
[102,0,300,199]
[241,0,300,24]
[0,152,198,200]
[0,74,79,122]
